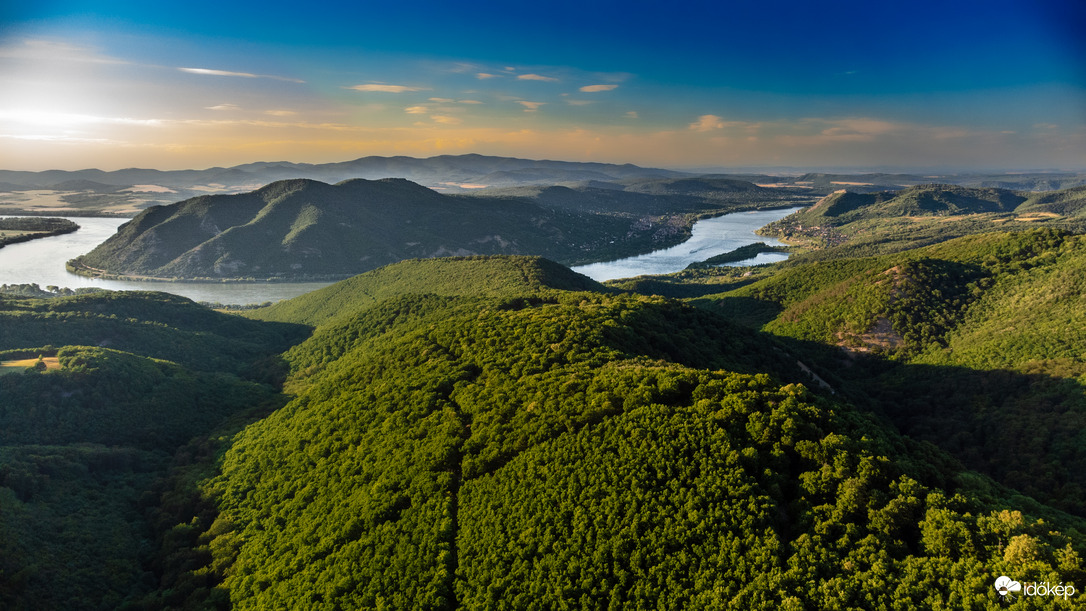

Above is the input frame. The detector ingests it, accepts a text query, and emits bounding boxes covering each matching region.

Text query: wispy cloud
[517,101,545,112]
[431,115,463,125]
[580,84,618,92]
[518,74,559,82]
[405,106,430,114]
[265,110,297,117]
[477,72,500,79]
[347,83,428,93]
[0,39,130,65]
[206,104,241,111]
[0,110,163,128]
[179,67,304,83]
[566,100,593,106]
[625,111,639,119]
[816,118,900,141]
[689,114,727,132]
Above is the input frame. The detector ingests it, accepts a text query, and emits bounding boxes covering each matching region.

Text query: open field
[0,356,60,374]
[0,189,170,216]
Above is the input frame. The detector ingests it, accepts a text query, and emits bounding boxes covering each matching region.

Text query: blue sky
[1,0,1083,170]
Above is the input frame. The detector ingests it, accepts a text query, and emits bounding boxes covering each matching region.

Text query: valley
[3,157,1086,609]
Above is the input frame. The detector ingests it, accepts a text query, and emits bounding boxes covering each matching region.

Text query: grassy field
[0,357,60,375]
[0,229,42,240]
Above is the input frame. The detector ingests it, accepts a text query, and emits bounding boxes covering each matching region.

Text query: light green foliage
[699,229,1086,515]
[246,255,604,327]
[164,263,1083,609]
[3,249,1086,609]
[760,184,1086,261]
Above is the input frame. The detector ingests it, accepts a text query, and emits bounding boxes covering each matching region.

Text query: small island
[685,241,790,269]
[0,217,80,248]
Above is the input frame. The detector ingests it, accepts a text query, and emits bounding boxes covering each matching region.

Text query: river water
[0,207,800,304]
[0,217,333,304]
[571,207,801,281]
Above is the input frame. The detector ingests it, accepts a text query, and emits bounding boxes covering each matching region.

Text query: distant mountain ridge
[0,154,686,192]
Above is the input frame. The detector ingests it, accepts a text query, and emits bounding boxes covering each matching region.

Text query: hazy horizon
[2,153,1085,176]
[2,0,1084,172]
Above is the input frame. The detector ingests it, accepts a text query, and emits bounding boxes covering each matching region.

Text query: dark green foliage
[0,346,279,449]
[0,283,104,298]
[685,241,789,269]
[0,289,308,373]
[0,292,304,610]
[0,445,164,610]
[0,216,79,247]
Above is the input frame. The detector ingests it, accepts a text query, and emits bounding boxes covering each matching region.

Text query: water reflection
[571,207,801,281]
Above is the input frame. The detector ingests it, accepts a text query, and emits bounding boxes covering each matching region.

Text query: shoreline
[65,258,357,284]
[0,218,81,249]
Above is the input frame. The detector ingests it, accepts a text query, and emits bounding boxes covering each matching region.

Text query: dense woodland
[3,184,1086,608]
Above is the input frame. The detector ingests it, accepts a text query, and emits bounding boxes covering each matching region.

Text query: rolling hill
[694,228,1086,514]
[69,176,805,281]
[142,256,1083,609]
[761,183,1086,259]
[3,246,1086,608]
[68,178,652,280]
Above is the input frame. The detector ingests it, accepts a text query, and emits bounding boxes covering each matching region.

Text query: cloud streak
[580,84,618,92]
[518,74,558,82]
[348,84,428,93]
[179,67,304,83]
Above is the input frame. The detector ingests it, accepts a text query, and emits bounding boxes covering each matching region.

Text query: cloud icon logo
[995,576,1022,598]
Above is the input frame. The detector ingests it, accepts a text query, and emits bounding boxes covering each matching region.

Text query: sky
[1,0,1084,171]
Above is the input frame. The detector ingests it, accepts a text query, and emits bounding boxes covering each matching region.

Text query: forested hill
[247,255,606,326]
[149,257,1082,609]
[4,254,1086,608]
[761,183,1086,258]
[68,176,807,282]
[695,228,1086,515]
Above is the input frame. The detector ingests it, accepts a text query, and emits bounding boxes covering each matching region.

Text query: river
[571,207,802,281]
[0,217,333,304]
[0,207,800,304]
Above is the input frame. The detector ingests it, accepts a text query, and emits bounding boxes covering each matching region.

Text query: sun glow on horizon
[0,2,1083,172]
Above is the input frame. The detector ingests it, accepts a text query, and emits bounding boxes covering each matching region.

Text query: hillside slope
[246,255,605,327]
[76,177,642,280]
[761,184,1086,258]
[140,258,1084,609]
[0,291,303,609]
[71,176,808,281]
[697,229,1086,513]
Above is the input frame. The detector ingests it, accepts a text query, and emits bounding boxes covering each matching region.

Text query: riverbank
[65,257,358,284]
[572,206,803,281]
[0,218,80,249]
